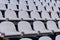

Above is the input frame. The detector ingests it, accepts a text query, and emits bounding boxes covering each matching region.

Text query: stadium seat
[0,21,21,38]
[0,0,8,4]
[36,2,42,6]
[18,21,38,36]
[27,0,37,11]
[49,3,55,7]
[30,11,42,20]
[55,35,60,40]
[51,0,56,3]
[18,11,33,20]
[8,4,18,11]
[40,0,45,3]
[43,2,48,6]
[28,4,37,11]
[19,0,26,5]
[41,11,51,20]
[5,9,18,20]
[39,36,52,40]
[46,0,51,3]
[19,4,28,11]
[33,21,52,34]
[10,0,18,5]
[37,5,45,11]
[47,21,60,33]
[51,12,59,20]
[0,3,6,10]
[45,6,53,12]
[34,0,40,2]
[20,38,32,40]
[53,6,60,12]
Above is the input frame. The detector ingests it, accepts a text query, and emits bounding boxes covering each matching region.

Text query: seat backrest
[8,4,17,10]
[47,21,58,30]
[41,11,50,19]
[53,6,59,12]
[19,4,28,11]
[10,0,18,4]
[38,5,45,11]
[19,0,26,5]
[0,3,6,10]
[51,12,59,19]
[28,4,37,11]
[18,11,29,19]
[39,36,52,40]
[46,0,51,3]
[20,38,32,40]
[0,21,16,33]
[55,35,60,40]
[31,11,41,19]
[5,9,17,19]
[46,6,52,12]
[18,21,32,32]
[33,21,46,31]
[0,0,8,4]
[51,0,56,3]
[40,0,45,3]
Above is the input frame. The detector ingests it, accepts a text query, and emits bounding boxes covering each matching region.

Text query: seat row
[0,10,60,20]
[19,35,60,40]
[0,0,60,5]
[0,21,60,39]
[0,3,60,12]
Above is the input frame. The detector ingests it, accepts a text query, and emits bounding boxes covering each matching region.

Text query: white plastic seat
[49,3,55,7]
[45,6,53,12]
[51,0,56,3]
[19,0,26,5]
[33,21,52,34]
[0,21,21,37]
[34,0,40,2]
[39,36,52,40]
[46,0,51,3]
[41,11,51,20]
[8,4,18,11]
[37,5,45,11]
[28,4,37,11]
[20,38,32,40]
[18,21,38,35]
[55,35,60,40]
[51,12,59,20]
[0,0,8,4]
[19,4,28,11]
[31,11,42,20]
[0,3,6,10]
[5,9,18,20]
[18,11,32,20]
[34,1,42,6]
[53,6,60,12]
[43,2,48,6]
[47,21,60,33]
[10,0,18,5]
[27,0,37,11]
[40,0,45,3]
